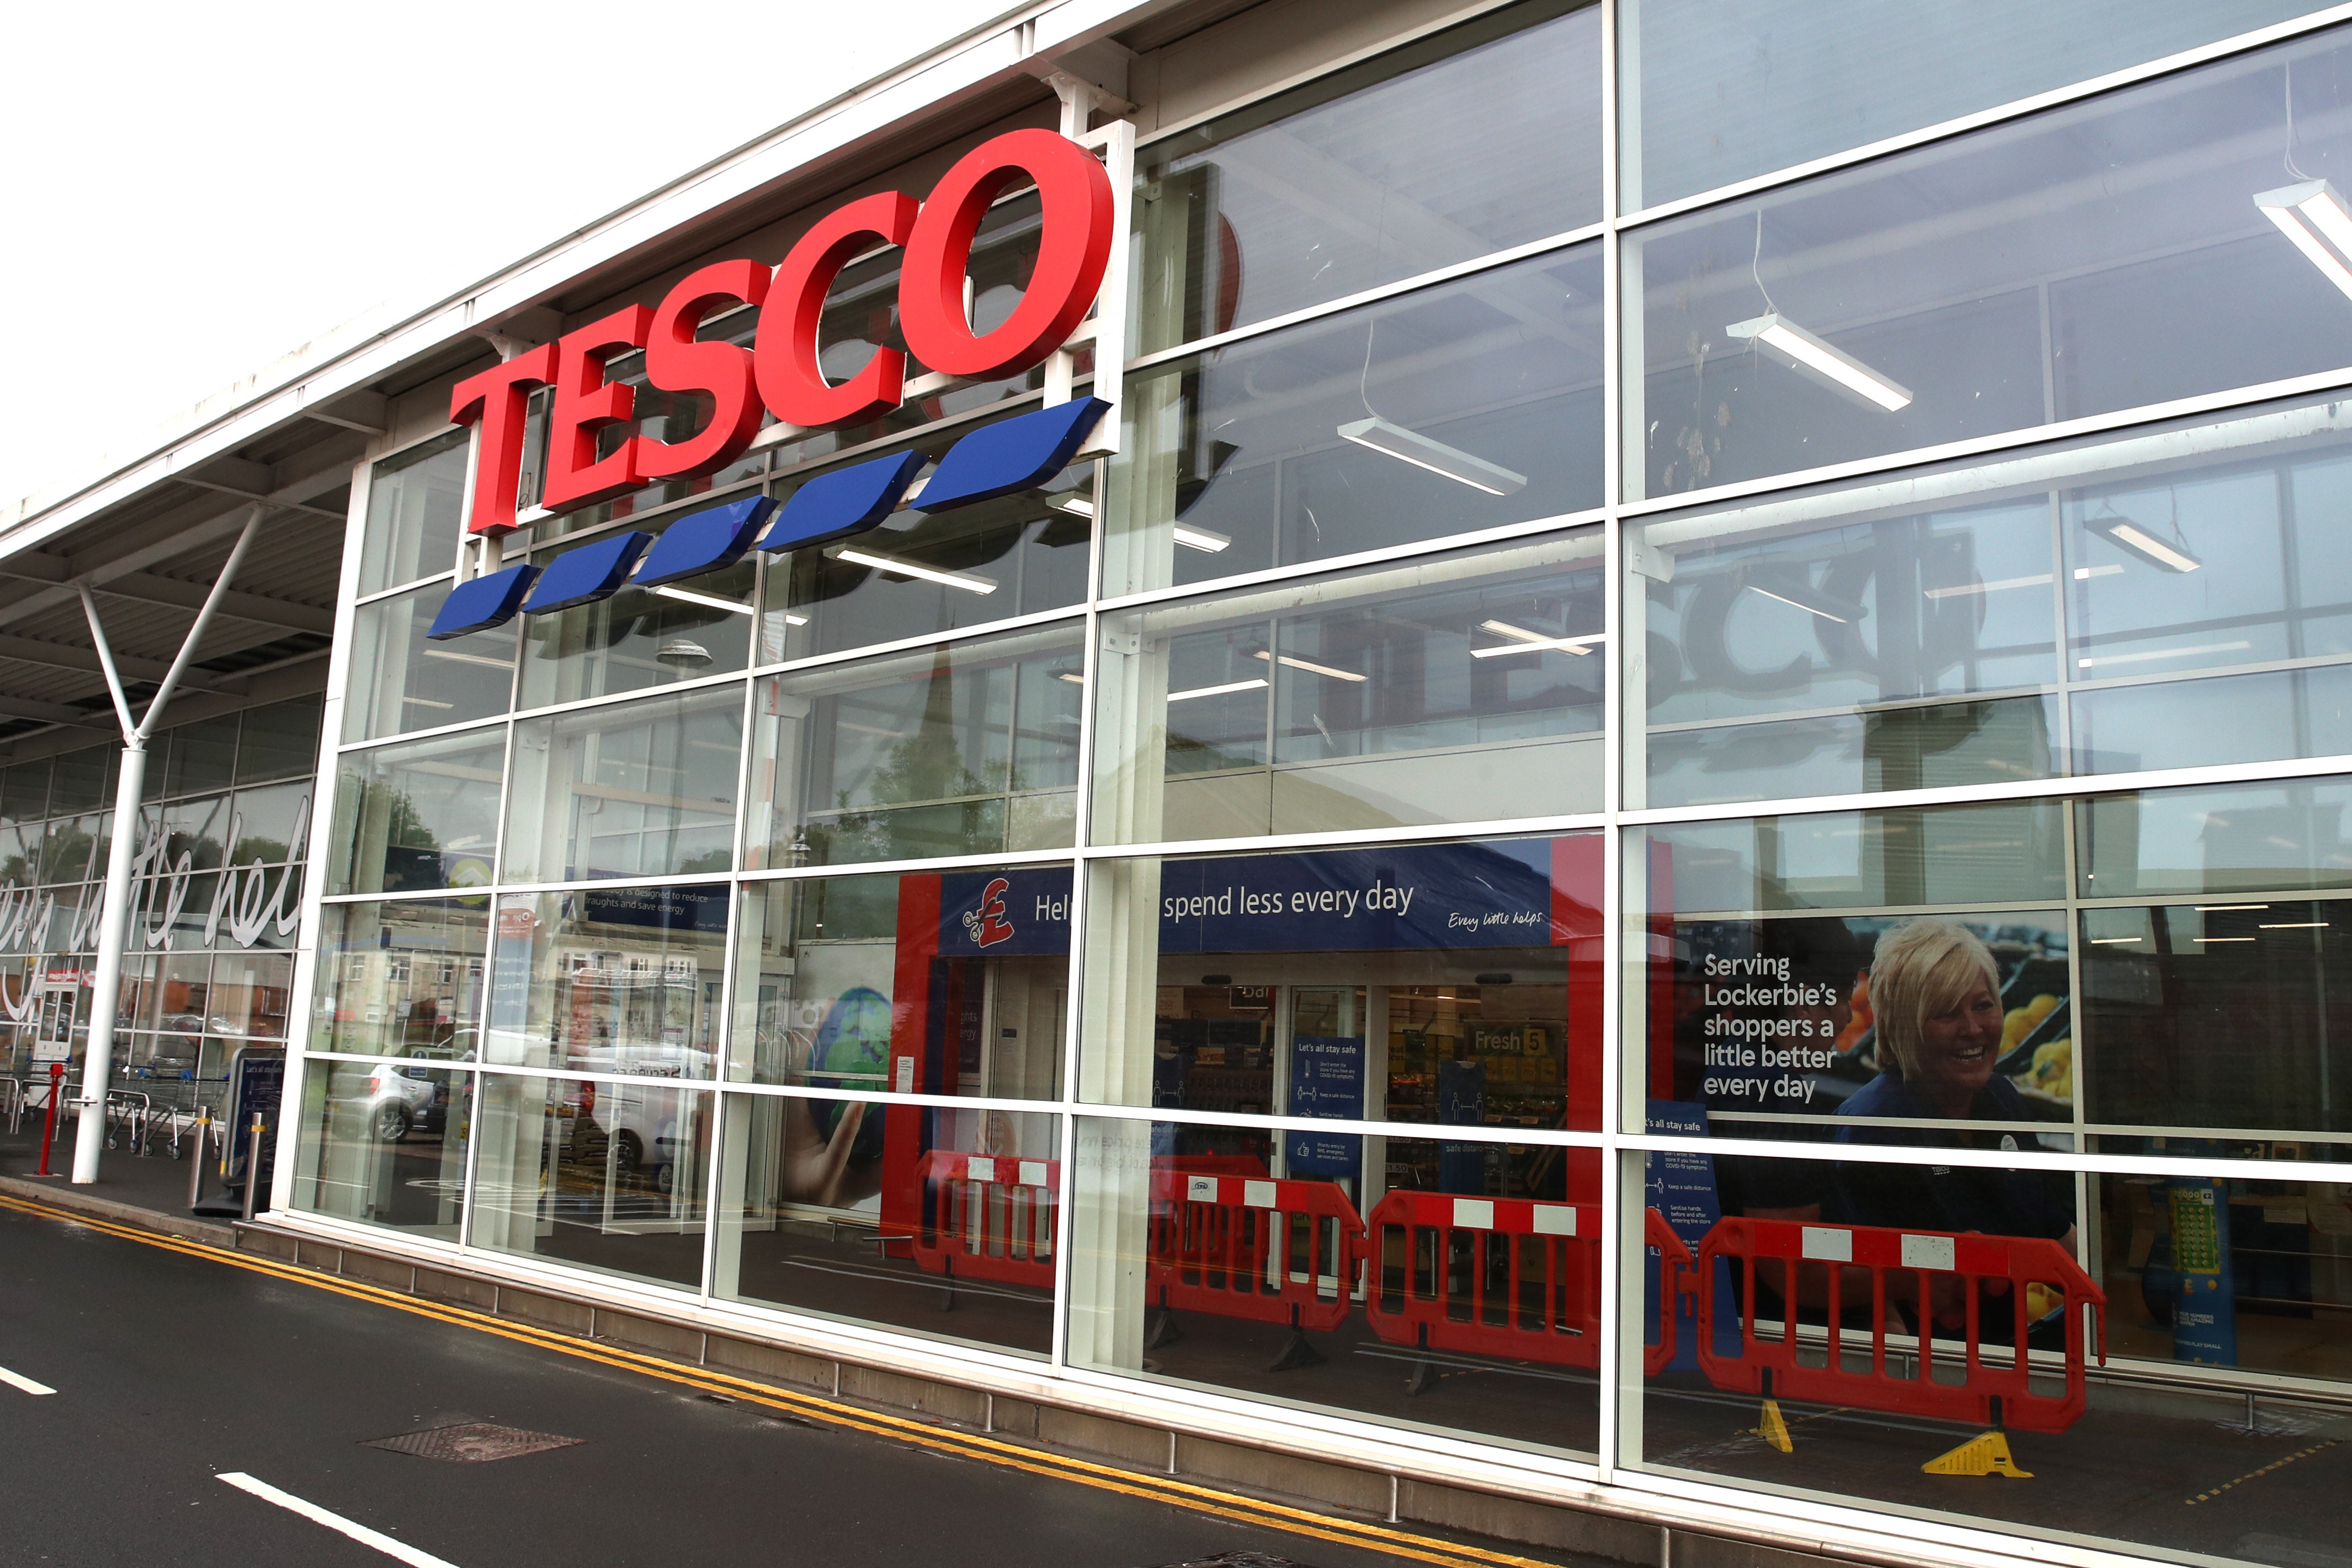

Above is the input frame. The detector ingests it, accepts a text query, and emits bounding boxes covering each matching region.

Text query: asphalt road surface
[0,1195,1590,1568]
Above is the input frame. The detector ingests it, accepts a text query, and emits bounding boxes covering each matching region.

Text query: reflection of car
[205,1014,248,1037]
[360,1063,444,1142]
[558,1069,692,1191]
[160,1012,206,1039]
[408,1028,480,1064]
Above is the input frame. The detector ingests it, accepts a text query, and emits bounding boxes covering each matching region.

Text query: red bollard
[36,1062,64,1177]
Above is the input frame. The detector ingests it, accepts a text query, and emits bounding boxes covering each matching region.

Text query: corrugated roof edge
[0,0,1156,559]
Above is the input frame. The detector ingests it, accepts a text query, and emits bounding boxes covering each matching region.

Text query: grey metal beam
[304,389,388,435]
[0,694,110,727]
[91,574,334,635]
[0,632,215,690]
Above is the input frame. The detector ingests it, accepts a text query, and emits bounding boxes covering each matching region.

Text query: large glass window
[482,883,727,1080]
[1631,394,2352,809]
[0,696,322,1090]
[1069,1118,1602,1455]
[1620,0,2318,211]
[329,731,505,895]
[727,867,1070,1099]
[358,429,469,596]
[288,1061,473,1240]
[345,581,518,743]
[469,1070,711,1289]
[747,624,1083,870]
[1627,1151,2352,1566]
[502,685,741,884]
[1133,0,1600,354]
[759,429,1092,668]
[519,511,754,710]
[1093,533,1603,845]
[312,898,488,1060]
[1631,780,2352,1156]
[1077,835,1603,1141]
[1106,247,1604,596]
[715,1095,1060,1356]
[1626,28,2352,503]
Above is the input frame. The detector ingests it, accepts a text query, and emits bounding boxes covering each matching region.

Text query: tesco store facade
[15,2,2352,1565]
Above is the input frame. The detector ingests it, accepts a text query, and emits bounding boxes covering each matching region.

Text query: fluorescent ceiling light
[1054,671,1086,685]
[2089,937,2143,944]
[2089,515,2199,574]
[1470,619,1600,658]
[2261,921,2329,928]
[421,647,515,669]
[1053,494,1095,518]
[651,585,754,616]
[1922,573,2052,600]
[1252,649,1366,683]
[2256,179,2352,300]
[1335,417,1527,496]
[2196,903,2269,911]
[2073,564,2124,581]
[782,613,808,627]
[832,547,997,595]
[1743,579,1867,624]
[1166,677,1268,703]
[1172,522,1231,552]
[1725,313,1912,412]
[2194,936,2256,943]
[2076,640,2247,669]
[402,696,454,709]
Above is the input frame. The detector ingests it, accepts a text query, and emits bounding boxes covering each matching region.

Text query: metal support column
[70,506,263,1185]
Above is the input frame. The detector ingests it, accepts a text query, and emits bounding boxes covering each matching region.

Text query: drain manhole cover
[1145,1556,1311,1568]
[364,1422,584,1463]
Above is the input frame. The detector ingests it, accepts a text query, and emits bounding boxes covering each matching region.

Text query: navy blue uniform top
[1826,1069,2072,1240]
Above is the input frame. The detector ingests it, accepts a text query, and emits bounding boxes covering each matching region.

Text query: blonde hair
[1869,919,2000,1079]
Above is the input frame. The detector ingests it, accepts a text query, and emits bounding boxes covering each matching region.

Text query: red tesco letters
[638,259,771,481]
[453,130,1113,535]
[541,305,655,514]
[447,344,557,538]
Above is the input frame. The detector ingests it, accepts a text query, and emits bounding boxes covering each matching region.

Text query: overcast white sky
[0,0,1012,512]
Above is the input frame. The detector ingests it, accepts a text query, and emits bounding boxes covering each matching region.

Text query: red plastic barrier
[1695,1217,2106,1434]
[1147,1169,1365,1336]
[1364,1193,1691,1379]
[907,1150,1058,1292]
[1157,1153,1270,1180]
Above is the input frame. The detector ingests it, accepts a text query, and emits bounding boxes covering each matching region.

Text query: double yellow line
[0,1191,1564,1568]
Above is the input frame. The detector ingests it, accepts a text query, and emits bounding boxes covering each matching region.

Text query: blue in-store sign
[2168,1178,2239,1366]
[1285,1035,1363,1178]
[1645,1099,1734,1368]
[1157,840,1555,955]
[1438,1058,1487,1193]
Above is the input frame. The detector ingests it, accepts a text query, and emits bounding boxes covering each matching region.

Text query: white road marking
[215,1473,462,1568]
[0,1364,54,1396]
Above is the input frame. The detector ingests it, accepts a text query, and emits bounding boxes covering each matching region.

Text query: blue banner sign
[1157,840,1556,955]
[937,867,1074,958]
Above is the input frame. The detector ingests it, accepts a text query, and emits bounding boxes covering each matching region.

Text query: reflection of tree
[812,650,995,863]
[36,823,100,883]
[366,785,440,853]
[347,781,442,892]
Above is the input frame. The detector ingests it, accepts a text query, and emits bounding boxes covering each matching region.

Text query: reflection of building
[22,7,2352,1566]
